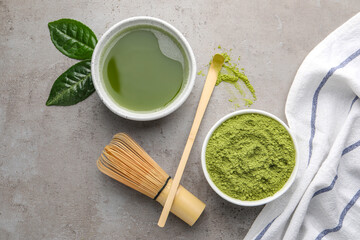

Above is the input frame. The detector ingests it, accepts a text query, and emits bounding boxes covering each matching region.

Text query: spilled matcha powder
[216,51,257,107]
[200,46,257,107]
[206,113,296,201]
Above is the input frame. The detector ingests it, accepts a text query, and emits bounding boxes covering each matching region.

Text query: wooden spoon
[158,54,225,227]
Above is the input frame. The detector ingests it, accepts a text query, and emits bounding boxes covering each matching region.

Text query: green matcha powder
[206,113,296,201]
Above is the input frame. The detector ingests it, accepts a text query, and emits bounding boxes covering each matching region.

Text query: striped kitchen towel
[245,13,360,240]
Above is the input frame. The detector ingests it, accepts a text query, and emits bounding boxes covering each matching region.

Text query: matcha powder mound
[205,113,296,201]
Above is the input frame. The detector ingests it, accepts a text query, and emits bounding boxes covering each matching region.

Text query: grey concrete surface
[1,0,359,239]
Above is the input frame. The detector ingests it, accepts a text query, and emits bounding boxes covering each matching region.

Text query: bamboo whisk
[97,133,205,226]
[97,133,169,199]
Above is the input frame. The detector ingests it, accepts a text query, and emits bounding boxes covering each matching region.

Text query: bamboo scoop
[158,54,225,227]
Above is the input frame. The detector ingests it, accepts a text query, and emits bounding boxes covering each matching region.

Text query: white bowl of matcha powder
[201,109,299,206]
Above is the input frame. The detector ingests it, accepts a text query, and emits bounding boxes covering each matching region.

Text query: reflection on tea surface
[102,28,187,112]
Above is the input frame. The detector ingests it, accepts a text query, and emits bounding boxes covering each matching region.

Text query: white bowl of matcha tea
[201,109,299,206]
[92,16,196,121]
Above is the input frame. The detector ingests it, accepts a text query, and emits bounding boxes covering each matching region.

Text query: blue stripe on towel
[342,139,360,156]
[308,49,360,166]
[312,140,360,198]
[349,96,359,112]
[313,175,338,198]
[255,216,278,240]
[315,189,360,240]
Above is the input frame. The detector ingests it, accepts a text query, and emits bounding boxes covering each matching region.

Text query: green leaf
[46,60,95,106]
[48,19,97,60]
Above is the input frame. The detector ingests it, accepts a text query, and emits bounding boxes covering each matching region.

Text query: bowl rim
[201,109,299,206]
[91,16,196,121]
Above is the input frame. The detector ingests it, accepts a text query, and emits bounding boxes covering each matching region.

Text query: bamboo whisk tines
[97,133,169,199]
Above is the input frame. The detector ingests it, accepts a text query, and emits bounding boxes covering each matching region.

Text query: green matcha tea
[101,26,188,112]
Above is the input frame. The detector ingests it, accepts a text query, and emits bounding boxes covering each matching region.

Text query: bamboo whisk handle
[156,179,205,226]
